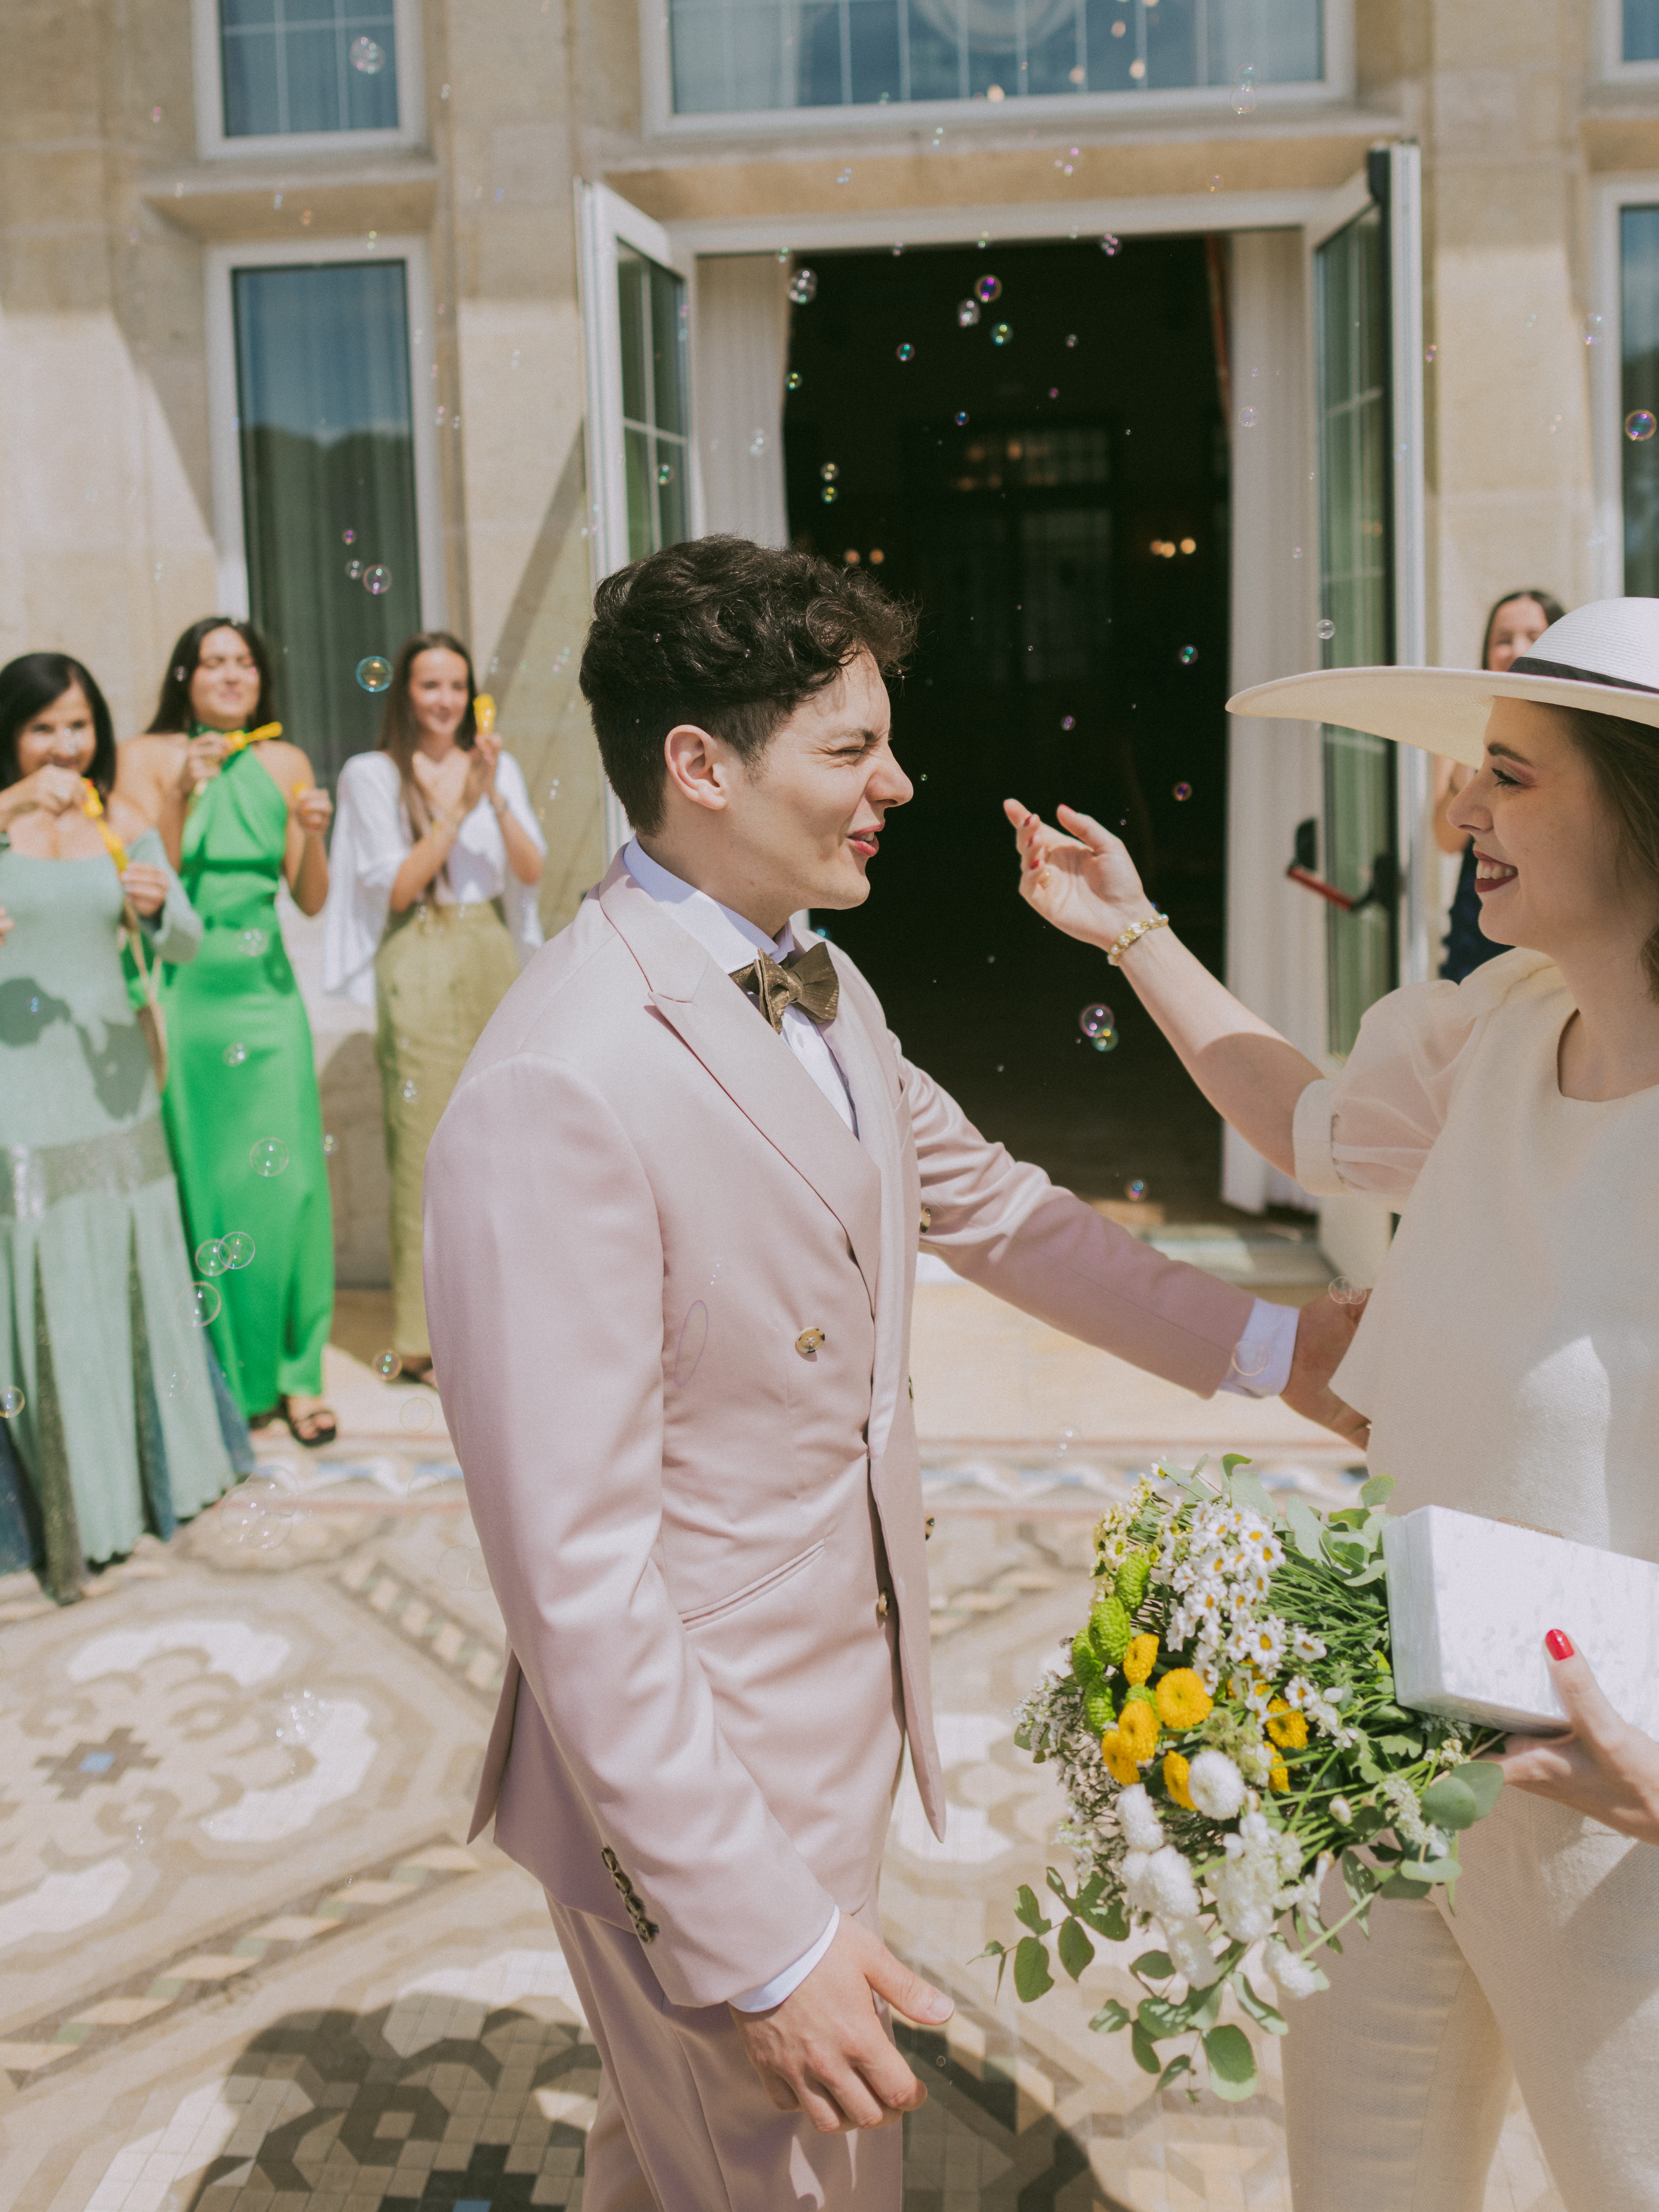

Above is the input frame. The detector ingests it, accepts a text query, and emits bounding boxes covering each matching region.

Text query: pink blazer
[423,856,1252,2008]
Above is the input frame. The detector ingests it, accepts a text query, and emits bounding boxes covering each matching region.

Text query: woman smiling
[1006,597,1659,2212]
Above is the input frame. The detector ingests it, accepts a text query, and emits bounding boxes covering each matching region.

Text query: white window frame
[191,0,426,162]
[1591,175,1659,602]
[203,232,446,627]
[639,0,1352,140]
[1594,0,1659,83]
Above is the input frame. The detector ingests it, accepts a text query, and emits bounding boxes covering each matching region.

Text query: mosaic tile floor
[0,1444,1566,2212]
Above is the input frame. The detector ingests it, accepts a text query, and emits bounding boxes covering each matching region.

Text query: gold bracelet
[1106,912,1170,967]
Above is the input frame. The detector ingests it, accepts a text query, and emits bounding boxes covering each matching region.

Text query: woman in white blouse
[1005,597,1659,2212]
[324,631,545,1378]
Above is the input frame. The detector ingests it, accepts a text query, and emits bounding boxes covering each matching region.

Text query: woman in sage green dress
[0,652,245,1602]
[117,619,337,1443]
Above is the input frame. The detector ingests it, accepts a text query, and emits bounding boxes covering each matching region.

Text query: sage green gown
[0,830,240,1598]
[158,744,334,1417]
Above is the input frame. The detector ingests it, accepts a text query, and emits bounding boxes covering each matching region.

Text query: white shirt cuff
[1217,1297,1298,1399]
[728,1909,840,2013]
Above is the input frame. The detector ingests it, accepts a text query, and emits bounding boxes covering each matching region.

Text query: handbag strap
[81,780,161,1013]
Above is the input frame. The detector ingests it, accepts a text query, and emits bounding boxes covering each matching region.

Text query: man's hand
[730,1917,953,2135]
[1499,1633,1659,1845]
[1281,1291,1370,1450]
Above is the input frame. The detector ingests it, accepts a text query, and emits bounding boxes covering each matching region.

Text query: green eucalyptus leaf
[1396,1854,1460,1886]
[1014,1885,1053,1936]
[1137,1997,1190,2039]
[1013,1935,1054,2002]
[1089,1999,1132,2034]
[1340,1852,1381,1905]
[1079,1896,1131,1943]
[1226,1467,1277,1522]
[1057,1917,1096,1982]
[1202,2024,1258,2101]
[1285,1497,1325,1562]
[1233,1973,1288,2034]
[1132,1950,1174,1982]
[1158,2052,1194,2091]
[1377,1870,1433,1900]
[1186,1978,1226,2033]
[1458,1760,1505,1818]
[1346,1560,1389,1586]
[1131,2019,1162,2074]
[972,1940,1009,2000]
[1420,1775,1480,1831]
[1359,1473,1396,1508]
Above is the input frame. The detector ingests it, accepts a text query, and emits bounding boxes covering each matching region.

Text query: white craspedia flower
[1187,1748,1247,1820]
[1162,1914,1223,1989]
[1118,1783,1166,1852]
[1266,1939,1326,2001]
[1142,1844,1201,1924]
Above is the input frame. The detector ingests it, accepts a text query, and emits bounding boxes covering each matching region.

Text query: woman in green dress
[0,653,244,1601]
[116,618,338,1444]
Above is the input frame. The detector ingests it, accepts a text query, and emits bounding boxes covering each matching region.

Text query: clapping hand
[461,731,501,813]
[1498,1633,1659,1845]
[9,762,85,819]
[1004,799,1157,951]
[291,782,334,837]
[120,862,171,918]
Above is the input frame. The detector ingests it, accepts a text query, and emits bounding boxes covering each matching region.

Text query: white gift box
[1383,1506,1659,1737]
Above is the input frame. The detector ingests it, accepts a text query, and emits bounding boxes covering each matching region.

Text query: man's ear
[662,722,730,814]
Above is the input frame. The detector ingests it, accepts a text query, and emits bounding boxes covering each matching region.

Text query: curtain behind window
[233,260,421,788]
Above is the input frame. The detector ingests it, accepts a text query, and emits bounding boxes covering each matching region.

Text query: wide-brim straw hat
[1226,599,1659,767]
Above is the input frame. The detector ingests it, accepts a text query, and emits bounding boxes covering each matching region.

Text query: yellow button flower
[1269,1760,1291,1791]
[1163,1749,1195,1810]
[1266,1698,1308,1750]
[1123,1632,1159,1686]
[1100,1730,1141,1786]
[1117,1699,1159,1763]
[1153,1668,1213,1731]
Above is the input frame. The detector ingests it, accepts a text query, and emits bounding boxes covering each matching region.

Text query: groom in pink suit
[424,537,1361,2208]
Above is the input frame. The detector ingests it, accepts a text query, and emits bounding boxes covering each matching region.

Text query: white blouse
[1293,948,1659,1562]
[322,748,546,1006]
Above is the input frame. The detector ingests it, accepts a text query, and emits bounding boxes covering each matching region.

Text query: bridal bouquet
[984,1457,1504,2101]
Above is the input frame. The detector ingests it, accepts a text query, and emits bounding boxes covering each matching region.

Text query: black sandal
[280,1396,338,1450]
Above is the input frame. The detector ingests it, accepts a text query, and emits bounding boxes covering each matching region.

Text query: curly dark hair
[579,536,916,834]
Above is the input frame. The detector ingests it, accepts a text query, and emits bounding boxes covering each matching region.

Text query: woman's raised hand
[1003,798,1158,951]
[291,782,333,837]
[119,861,171,918]
[461,731,501,813]
[179,732,228,797]
[3,762,85,823]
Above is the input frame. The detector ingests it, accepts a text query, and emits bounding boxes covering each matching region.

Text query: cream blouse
[1294,949,1659,1563]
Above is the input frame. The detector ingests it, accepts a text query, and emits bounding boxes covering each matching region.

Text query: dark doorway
[783,234,1237,1215]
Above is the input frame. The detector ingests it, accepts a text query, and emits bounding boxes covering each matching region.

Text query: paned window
[219,0,399,138]
[1621,206,1659,593]
[618,247,692,561]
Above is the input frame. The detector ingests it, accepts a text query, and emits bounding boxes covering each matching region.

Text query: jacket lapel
[599,864,884,1313]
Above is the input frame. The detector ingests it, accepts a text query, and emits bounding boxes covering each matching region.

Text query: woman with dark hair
[0,652,244,1599]
[115,618,338,1445]
[1005,596,1659,2210]
[1434,588,1566,981]
[324,631,544,1376]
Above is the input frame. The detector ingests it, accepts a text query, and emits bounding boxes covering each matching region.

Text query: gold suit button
[876,1591,890,1620]
[795,1327,826,1356]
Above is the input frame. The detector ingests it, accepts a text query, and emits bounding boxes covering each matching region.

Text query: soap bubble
[1230,1341,1270,1380]
[342,529,356,544]
[250,1137,289,1177]
[656,461,673,485]
[218,1477,295,1553]
[1125,1178,1147,1201]
[400,1078,418,1102]
[322,1133,338,1155]
[0,1386,23,1417]
[1100,234,1120,256]
[239,927,267,957]
[1582,313,1606,347]
[1627,410,1657,443]
[364,565,391,594]
[1079,1003,1114,1039]
[956,298,981,327]
[786,371,802,390]
[787,268,818,305]
[991,323,1012,346]
[349,35,385,71]
[222,1230,255,1269]
[954,410,969,426]
[440,1546,492,1593]
[376,1350,402,1379]
[836,166,852,183]
[1065,333,1078,348]
[345,559,363,580]
[1061,713,1075,730]
[748,431,767,455]
[178,1281,222,1329]
[223,1041,248,1068]
[356,656,392,691]
[1329,1276,1367,1307]
[1317,616,1336,640]
[975,274,1001,304]
[896,342,915,362]
[195,1238,229,1277]
[1232,80,1258,114]
[275,1688,328,1746]
[821,486,839,504]
[399,1397,435,1432]
[820,461,839,481]
[161,1366,191,1400]
[1090,1030,1119,1053]
[1238,406,1259,428]
[1173,781,1193,801]
[1179,645,1197,665]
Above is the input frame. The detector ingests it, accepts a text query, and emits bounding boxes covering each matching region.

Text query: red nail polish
[1545,1629,1574,1661]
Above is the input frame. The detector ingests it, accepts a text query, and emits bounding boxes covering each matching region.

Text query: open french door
[1307,144,1430,1043]
[575,180,703,856]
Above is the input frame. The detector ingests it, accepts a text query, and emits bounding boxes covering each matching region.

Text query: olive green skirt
[374,899,521,1358]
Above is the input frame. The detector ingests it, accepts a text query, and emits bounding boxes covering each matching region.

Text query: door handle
[1285,843,1398,915]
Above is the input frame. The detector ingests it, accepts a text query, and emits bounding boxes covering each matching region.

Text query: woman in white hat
[1005,596,1659,2212]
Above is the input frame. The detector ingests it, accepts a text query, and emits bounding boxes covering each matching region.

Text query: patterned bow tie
[729,941,840,1031]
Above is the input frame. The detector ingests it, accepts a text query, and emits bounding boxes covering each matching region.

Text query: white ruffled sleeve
[493,750,546,970]
[322,753,408,1006]
[1292,951,1551,1204]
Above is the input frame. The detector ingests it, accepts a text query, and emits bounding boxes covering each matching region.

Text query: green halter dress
[159,739,334,1418]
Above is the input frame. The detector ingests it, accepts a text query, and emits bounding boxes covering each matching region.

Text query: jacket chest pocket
[678,1540,825,1630]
